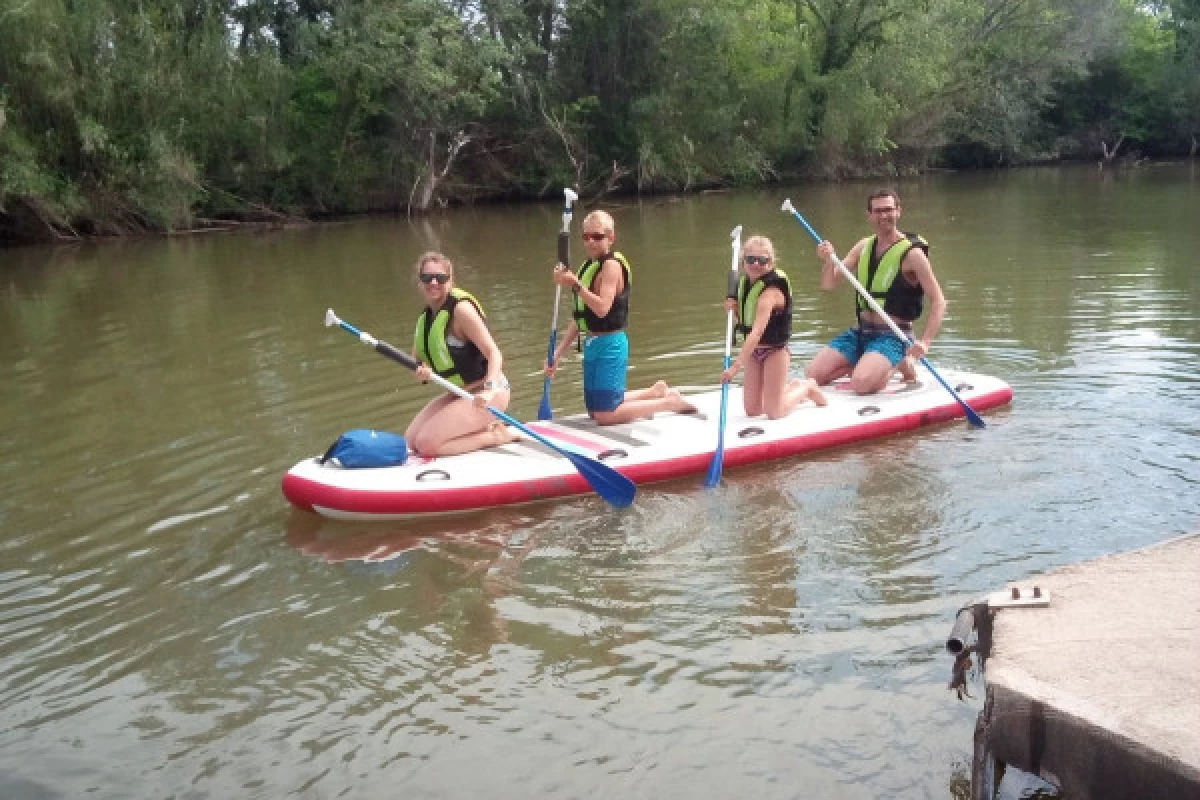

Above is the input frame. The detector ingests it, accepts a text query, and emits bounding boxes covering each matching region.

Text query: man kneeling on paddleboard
[805,188,947,395]
[544,210,696,425]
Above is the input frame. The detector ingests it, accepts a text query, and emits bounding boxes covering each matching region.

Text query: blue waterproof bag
[320,429,408,468]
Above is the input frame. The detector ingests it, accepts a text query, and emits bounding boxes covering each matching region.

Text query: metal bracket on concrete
[987,584,1050,610]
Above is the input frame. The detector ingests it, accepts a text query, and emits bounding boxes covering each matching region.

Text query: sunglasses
[743,255,771,266]
[418,272,451,285]
[581,232,608,242]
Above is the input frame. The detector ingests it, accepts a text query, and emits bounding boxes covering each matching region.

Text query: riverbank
[1,155,1166,246]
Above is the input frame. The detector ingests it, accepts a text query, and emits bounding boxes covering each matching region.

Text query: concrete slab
[978,533,1200,799]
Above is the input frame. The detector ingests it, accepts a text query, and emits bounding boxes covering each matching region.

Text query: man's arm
[818,239,866,290]
[905,248,946,357]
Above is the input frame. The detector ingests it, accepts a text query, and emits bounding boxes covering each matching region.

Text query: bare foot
[789,378,828,407]
[805,379,828,407]
[897,357,918,383]
[488,422,520,446]
[650,380,669,398]
[666,389,698,414]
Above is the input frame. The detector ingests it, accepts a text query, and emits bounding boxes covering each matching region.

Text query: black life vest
[856,233,929,323]
[572,252,631,334]
[735,268,793,347]
[413,288,489,387]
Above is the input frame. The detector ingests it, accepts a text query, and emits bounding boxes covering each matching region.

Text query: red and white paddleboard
[282,369,1011,520]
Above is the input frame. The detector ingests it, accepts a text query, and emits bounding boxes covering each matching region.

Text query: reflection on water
[1,166,1198,799]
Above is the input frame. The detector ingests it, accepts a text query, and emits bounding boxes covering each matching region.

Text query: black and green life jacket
[735,268,792,347]
[413,288,489,387]
[855,233,929,323]
[572,252,632,334]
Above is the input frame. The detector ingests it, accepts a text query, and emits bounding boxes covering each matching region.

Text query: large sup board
[283,369,1011,520]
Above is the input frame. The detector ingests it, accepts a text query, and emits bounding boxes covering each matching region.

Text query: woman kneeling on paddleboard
[721,235,826,419]
[544,210,696,425]
[406,252,518,456]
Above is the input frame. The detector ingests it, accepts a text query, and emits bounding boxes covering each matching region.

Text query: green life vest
[856,233,929,322]
[572,252,632,334]
[413,288,489,387]
[735,268,793,347]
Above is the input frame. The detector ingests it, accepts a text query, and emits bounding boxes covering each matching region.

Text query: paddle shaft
[705,226,742,487]
[547,209,571,350]
[790,212,918,346]
[539,192,575,419]
[784,205,986,428]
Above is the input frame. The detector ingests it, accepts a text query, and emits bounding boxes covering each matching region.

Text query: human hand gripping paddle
[537,187,579,420]
[324,308,636,508]
[779,198,986,429]
[704,225,743,488]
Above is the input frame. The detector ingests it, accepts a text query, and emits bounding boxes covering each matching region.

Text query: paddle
[538,187,579,420]
[323,308,636,508]
[780,198,986,428]
[705,225,743,488]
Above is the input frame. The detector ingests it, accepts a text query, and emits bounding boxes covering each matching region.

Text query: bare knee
[803,362,828,384]
[591,409,619,426]
[408,434,433,456]
[850,374,887,394]
[408,432,439,456]
[806,355,846,386]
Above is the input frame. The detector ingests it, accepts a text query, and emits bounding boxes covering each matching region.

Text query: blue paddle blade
[703,451,723,488]
[537,376,553,420]
[487,407,636,508]
[566,451,636,507]
[921,358,987,428]
[704,382,731,488]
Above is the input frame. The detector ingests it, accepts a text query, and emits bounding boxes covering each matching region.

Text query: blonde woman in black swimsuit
[721,235,826,418]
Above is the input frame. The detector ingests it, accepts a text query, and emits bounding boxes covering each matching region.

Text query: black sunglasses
[419,272,451,285]
[743,255,770,266]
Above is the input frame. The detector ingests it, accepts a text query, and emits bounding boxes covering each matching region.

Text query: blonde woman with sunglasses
[545,210,696,424]
[721,235,826,418]
[406,252,517,456]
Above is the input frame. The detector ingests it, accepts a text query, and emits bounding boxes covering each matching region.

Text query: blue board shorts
[582,331,628,413]
[828,325,909,367]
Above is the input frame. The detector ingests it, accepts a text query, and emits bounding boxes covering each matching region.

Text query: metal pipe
[947,607,976,654]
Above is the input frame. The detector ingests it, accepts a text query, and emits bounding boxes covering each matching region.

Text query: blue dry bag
[320,429,408,468]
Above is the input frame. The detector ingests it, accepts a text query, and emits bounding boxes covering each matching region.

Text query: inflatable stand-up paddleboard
[283,370,1011,520]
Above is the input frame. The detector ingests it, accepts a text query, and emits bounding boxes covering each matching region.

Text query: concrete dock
[953,533,1200,800]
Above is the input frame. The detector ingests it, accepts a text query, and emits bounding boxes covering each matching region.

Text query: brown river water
[1,165,1197,798]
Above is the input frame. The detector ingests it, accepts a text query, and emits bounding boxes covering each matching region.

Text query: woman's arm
[722,288,782,382]
[455,302,504,405]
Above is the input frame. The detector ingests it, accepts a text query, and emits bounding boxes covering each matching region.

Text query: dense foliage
[1,0,1196,239]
